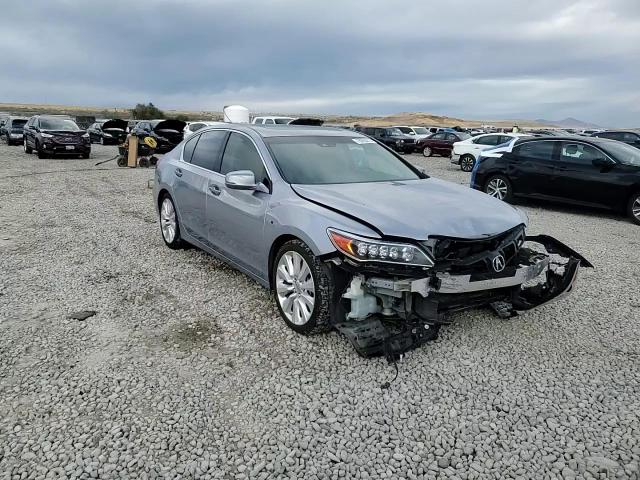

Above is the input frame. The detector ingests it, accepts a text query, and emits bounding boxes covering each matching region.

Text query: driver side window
[220,133,268,185]
[560,143,603,164]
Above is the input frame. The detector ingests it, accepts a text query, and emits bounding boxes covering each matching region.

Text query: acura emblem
[492,254,506,272]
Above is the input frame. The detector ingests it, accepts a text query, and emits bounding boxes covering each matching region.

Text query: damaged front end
[327,227,592,359]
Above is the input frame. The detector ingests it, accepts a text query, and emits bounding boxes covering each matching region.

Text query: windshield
[412,127,429,134]
[458,133,471,140]
[603,141,640,166]
[40,118,80,131]
[265,136,422,184]
[275,118,292,124]
[12,120,27,129]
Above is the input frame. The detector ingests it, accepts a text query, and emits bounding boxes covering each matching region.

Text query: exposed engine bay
[329,234,592,359]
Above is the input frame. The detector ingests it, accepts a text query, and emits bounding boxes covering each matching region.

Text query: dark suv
[355,126,416,153]
[591,130,640,149]
[130,119,186,154]
[2,116,28,145]
[23,115,91,159]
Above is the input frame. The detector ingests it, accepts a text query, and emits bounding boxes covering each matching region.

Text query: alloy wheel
[276,251,315,326]
[423,147,432,157]
[160,198,177,243]
[486,178,508,200]
[23,139,27,152]
[633,196,640,221]
[461,156,475,172]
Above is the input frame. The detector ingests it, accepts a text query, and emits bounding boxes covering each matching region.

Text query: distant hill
[534,117,601,129]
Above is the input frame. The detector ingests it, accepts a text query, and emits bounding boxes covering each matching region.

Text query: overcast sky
[1,0,639,126]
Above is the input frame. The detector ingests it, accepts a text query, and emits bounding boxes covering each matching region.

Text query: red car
[417,131,471,157]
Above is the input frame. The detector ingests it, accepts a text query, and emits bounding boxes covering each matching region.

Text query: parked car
[471,136,640,225]
[591,130,640,149]
[416,131,471,157]
[354,126,416,153]
[184,121,225,139]
[252,116,295,125]
[87,119,128,145]
[154,124,591,357]
[451,133,530,172]
[130,119,186,154]
[23,115,91,159]
[2,116,28,145]
[393,126,432,141]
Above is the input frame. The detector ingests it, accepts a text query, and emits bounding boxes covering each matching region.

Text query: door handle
[174,168,183,177]
[208,184,221,196]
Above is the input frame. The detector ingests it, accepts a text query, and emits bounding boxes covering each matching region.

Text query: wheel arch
[268,234,303,289]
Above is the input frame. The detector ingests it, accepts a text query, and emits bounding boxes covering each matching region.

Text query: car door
[506,140,559,196]
[172,130,228,244]
[554,141,619,207]
[429,132,446,152]
[442,133,459,155]
[206,131,271,279]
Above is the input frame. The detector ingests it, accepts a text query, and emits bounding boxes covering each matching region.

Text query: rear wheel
[460,155,476,172]
[485,174,513,202]
[422,146,432,157]
[628,192,640,225]
[24,138,32,154]
[273,240,333,335]
[159,195,184,249]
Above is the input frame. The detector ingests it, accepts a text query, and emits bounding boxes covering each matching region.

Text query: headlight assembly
[327,228,434,267]
[41,133,53,138]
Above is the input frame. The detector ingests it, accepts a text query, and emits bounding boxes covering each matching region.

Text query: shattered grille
[427,225,526,274]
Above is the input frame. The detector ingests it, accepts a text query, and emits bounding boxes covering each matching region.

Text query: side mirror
[592,157,615,168]
[409,131,415,135]
[225,170,257,190]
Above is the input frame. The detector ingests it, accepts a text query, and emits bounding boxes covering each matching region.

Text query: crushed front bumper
[334,235,592,359]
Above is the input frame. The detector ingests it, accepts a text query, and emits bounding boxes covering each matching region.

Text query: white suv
[252,116,295,125]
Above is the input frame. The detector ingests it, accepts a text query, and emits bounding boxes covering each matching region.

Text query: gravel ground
[0,142,639,480]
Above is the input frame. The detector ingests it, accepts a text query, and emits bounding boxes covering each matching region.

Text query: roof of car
[594,129,638,134]
[516,135,622,147]
[228,124,365,138]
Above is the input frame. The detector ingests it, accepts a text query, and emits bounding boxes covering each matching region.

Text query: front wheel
[159,195,185,249]
[273,240,333,335]
[422,146,432,157]
[628,192,640,225]
[36,141,47,159]
[24,138,32,154]
[485,174,513,202]
[460,155,476,172]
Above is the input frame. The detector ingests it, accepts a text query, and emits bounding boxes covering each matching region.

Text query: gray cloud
[1,0,639,125]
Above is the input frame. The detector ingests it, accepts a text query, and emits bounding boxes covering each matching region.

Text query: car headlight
[41,133,53,138]
[327,228,434,267]
[82,133,90,138]
[396,139,404,145]
[103,132,112,137]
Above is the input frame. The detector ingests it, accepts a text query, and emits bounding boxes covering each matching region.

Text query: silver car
[154,125,591,358]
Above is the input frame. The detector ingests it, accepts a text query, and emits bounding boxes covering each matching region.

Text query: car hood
[292,178,526,239]
[102,119,128,131]
[153,119,187,133]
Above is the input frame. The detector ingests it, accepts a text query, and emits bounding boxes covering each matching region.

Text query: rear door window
[182,134,200,163]
[189,130,228,171]
[515,141,556,160]
[445,133,458,141]
[623,132,640,143]
[432,133,445,140]
[220,132,268,184]
[264,119,275,125]
[475,135,500,146]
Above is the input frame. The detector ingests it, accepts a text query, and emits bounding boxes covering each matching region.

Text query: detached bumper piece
[334,317,440,360]
[334,235,591,358]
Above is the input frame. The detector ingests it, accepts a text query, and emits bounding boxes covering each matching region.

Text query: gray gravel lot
[0,142,639,480]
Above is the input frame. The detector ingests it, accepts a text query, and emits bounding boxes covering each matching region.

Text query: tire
[36,141,47,159]
[273,239,333,335]
[460,155,476,172]
[484,174,513,202]
[117,155,127,167]
[5,134,11,146]
[422,146,432,157]
[24,138,32,154]
[159,194,185,249]
[82,151,90,159]
[139,157,149,168]
[628,192,640,225]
